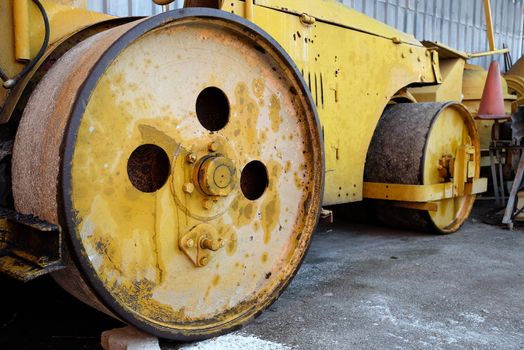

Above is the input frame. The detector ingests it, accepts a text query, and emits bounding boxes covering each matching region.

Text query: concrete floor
[1,204,523,349]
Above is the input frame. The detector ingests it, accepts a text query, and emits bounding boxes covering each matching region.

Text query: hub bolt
[203,199,214,210]
[208,142,219,152]
[185,239,195,248]
[183,183,195,194]
[199,257,209,266]
[186,153,197,163]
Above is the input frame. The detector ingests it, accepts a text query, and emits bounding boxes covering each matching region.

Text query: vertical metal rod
[496,148,505,203]
[502,152,524,225]
[490,147,501,205]
[245,0,253,21]
[483,0,496,51]
[13,0,31,62]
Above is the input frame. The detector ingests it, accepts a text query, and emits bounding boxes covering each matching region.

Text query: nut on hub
[186,153,197,164]
[197,156,237,197]
[183,183,195,194]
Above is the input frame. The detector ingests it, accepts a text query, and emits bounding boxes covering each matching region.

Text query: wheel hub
[196,154,237,197]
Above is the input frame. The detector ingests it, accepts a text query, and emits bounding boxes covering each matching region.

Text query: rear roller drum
[12,9,323,340]
[365,102,479,234]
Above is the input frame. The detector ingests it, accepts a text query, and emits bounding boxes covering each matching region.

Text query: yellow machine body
[223,0,439,205]
[217,0,486,226]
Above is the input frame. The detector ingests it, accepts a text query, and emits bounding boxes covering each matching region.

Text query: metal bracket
[0,207,63,282]
[363,178,487,203]
[179,223,225,267]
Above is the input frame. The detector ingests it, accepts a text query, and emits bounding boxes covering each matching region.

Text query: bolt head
[186,153,197,163]
[186,239,195,248]
[203,199,214,210]
[208,142,219,152]
[200,257,209,266]
[183,183,195,194]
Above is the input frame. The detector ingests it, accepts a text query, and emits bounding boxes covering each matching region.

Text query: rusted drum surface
[365,102,479,234]
[12,9,323,339]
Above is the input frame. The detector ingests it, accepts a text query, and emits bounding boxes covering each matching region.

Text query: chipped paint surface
[221,0,438,205]
[423,105,479,231]
[68,18,322,333]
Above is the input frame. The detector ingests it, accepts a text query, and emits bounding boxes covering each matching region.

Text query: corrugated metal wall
[340,0,524,69]
[87,0,523,69]
[86,0,183,16]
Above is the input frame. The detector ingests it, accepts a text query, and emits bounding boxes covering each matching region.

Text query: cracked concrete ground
[1,203,523,349]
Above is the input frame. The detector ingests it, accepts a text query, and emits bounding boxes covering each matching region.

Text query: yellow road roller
[0,0,487,340]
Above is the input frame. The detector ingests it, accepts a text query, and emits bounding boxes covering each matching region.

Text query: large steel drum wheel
[12,9,323,340]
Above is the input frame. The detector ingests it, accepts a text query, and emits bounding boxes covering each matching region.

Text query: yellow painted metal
[423,104,481,232]
[421,41,469,60]
[0,0,110,85]
[68,23,319,331]
[220,0,439,206]
[363,103,485,227]
[363,182,454,202]
[13,0,31,62]
[468,48,510,59]
[253,0,420,46]
[505,55,524,111]
[508,55,524,77]
[363,178,486,203]
[410,58,465,102]
[196,155,237,197]
[12,14,323,337]
[505,75,524,100]
[483,0,496,52]
[245,0,254,21]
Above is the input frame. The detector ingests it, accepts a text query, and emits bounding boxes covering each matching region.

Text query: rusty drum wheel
[12,9,324,340]
[365,102,480,234]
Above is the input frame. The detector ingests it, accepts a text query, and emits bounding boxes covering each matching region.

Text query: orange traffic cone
[477,61,509,119]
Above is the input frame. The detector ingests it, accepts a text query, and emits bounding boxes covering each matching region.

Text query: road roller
[0,0,488,340]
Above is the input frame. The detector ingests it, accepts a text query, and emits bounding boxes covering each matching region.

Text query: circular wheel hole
[241,161,269,201]
[196,87,230,132]
[127,144,170,193]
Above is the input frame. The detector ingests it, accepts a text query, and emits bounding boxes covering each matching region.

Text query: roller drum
[365,102,479,234]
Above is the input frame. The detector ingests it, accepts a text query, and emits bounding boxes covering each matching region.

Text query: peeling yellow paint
[269,94,283,132]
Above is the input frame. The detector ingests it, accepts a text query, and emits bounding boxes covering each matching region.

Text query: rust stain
[294,171,303,189]
[233,82,260,146]
[261,161,282,244]
[252,78,265,101]
[212,275,220,286]
[284,160,291,173]
[226,231,238,256]
[269,94,283,133]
